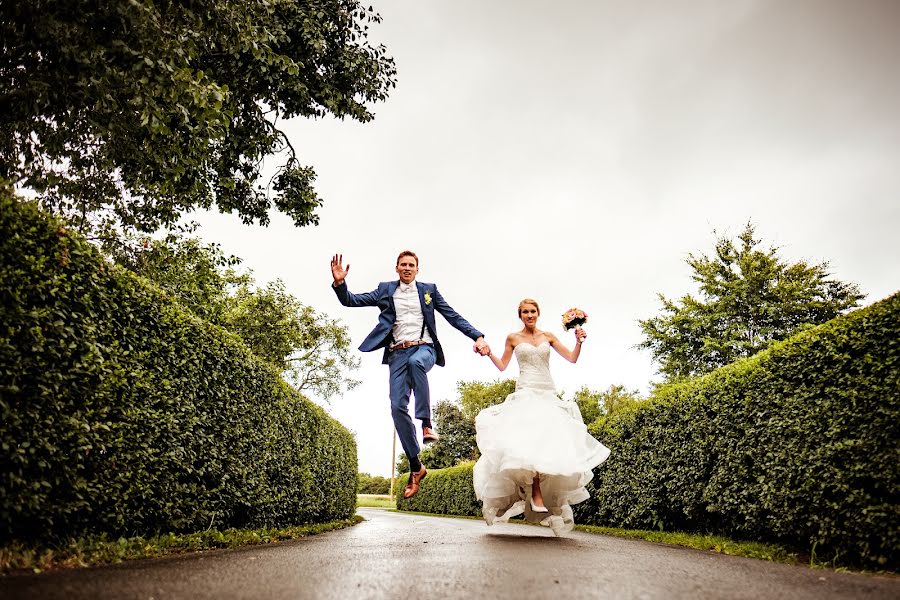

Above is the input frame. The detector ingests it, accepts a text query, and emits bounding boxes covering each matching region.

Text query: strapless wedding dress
[472,341,610,535]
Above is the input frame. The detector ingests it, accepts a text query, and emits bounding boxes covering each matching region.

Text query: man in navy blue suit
[331,251,490,499]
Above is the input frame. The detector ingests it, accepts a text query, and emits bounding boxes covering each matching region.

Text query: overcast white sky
[192,0,900,476]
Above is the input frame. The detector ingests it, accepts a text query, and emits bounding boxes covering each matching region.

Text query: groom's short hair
[397,250,418,266]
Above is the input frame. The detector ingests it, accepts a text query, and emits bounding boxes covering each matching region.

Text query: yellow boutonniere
[424,292,432,305]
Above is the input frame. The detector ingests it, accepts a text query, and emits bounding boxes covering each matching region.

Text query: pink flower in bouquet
[562,308,588,330]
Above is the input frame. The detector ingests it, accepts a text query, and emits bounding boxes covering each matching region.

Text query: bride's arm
[488,334,516,371]
[548,329,586,363]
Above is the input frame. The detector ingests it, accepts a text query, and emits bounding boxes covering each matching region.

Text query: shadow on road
[482,531,577,546]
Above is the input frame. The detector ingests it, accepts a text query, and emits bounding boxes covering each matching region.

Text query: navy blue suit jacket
[332,280,483,367]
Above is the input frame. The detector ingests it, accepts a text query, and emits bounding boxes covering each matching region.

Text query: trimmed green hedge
[393,462,480,516]
[579,292,900,569]
[391,294,898,569]
[0,192,357,543]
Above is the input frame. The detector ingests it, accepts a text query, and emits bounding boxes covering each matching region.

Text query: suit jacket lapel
[387,280,400,312]
[416,281,425,311]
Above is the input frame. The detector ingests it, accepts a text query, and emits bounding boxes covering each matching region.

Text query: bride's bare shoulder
[507,332,528,347]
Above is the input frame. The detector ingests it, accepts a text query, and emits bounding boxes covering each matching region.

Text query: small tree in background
[572,386,603,425]
[112,228,359,399]
[572,384,643,425]
[224,280,360,399]
[639,223,864,381]
[457,379,517,419]
[357,473,391,495]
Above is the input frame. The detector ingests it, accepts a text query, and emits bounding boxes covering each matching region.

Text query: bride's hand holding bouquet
[562,308,588,344]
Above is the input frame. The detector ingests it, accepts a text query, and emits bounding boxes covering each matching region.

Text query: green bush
[0,192,357,543]
[394,462,480,516]
[579,292,900,569]
[357,473,391,495]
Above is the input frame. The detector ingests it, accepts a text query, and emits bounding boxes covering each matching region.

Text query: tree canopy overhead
[638,223,864,381]
[1,0,396,234]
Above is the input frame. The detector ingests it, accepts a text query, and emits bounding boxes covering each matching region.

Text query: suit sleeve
[431,285,484,341]
[332,282,380,308]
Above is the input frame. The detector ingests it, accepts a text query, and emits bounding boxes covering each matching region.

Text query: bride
[473,298,610,535]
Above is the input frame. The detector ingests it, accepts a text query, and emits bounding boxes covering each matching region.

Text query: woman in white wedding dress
[473,299,610,535]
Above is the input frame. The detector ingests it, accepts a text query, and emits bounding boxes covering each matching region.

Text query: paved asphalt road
[4,508,898,599]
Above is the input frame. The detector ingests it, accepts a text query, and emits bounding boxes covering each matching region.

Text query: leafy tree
[418,401,479,470]
[639,223,864,380]
[597,384,643,418]
[224,280,360,399]
[357,472,390,495]
[457,379,517,419]
[1,0,396,236]
[571,384,643,425]
[572,386,603,425]
[114,229,359,399]
[104,223,250,323]
[396,401,477,474]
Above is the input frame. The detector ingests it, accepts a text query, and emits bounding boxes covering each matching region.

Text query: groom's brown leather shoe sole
[403,466,427,499]
[422,427,440,444]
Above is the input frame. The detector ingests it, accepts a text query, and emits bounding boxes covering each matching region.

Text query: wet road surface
[4,508,898,599]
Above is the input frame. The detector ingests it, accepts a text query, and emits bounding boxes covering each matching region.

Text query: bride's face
[519,305,539,328]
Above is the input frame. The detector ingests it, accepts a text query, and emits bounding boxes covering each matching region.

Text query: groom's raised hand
[331,254,350,285]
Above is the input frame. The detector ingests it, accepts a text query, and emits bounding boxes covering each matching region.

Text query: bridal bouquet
[562,307,588,330]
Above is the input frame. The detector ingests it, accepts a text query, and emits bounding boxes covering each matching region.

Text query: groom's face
[396,256,418,284]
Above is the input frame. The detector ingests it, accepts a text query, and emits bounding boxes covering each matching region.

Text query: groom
[330,251,490,499]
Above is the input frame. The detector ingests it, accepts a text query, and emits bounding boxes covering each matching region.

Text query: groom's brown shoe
[403,466,427,499]
[422,427,440,444]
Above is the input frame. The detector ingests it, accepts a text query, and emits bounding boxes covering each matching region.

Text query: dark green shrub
[0,192,357,543]
[394,462,480,516]
[580,292,900,569]
[357,473,391,495]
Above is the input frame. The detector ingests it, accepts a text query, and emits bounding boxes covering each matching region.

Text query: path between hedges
[5,508,898,599]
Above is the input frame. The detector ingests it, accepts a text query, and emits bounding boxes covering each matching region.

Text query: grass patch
[1,516,363,575]
[356,494,395,509]
[575,524,799,564]
[389,509,483,521]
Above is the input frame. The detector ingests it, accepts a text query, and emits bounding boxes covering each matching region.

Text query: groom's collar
[397,280,417,292]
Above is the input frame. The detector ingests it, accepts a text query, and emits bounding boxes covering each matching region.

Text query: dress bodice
[514,342,556,392]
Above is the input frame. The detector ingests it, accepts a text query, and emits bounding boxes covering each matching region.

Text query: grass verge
[574,524,799,564]
[1,516,363,575]
[356,494,395,509]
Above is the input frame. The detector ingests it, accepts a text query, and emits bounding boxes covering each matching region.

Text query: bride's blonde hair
[518,298,540,317]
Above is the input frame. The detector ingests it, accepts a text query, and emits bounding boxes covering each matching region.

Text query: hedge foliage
[394,462,479,516]
[391,293,899,569]
[0,192,357,543]
[579,291,899,569]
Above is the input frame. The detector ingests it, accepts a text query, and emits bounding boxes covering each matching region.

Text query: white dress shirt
[392,281,434,344]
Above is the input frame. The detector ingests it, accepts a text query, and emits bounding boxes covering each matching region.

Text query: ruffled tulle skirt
[472,386,610,535]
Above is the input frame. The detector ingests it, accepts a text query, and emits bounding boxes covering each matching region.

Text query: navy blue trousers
[388,344,436,471]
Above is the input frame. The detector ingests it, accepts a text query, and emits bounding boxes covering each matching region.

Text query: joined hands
[474,338,491,357]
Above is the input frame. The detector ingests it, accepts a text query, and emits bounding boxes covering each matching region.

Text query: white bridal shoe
[530,498,549,513]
